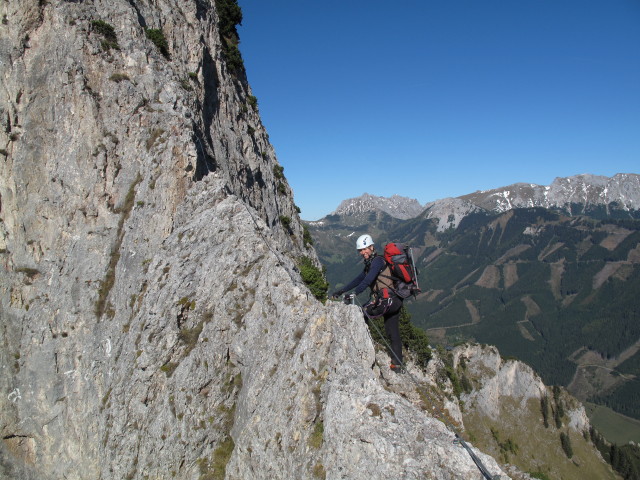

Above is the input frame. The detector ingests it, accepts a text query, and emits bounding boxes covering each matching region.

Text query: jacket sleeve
[354,256,386,295]
[341,271,365,294]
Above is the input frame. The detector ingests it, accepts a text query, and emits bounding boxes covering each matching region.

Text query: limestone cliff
[0,1,511,479]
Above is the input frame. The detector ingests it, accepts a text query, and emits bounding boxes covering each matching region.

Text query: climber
[332,234,404,372]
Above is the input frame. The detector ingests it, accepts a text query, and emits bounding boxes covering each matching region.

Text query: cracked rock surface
[0,1,507,478]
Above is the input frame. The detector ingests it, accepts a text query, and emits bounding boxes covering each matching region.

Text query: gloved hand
[331,289,344,299]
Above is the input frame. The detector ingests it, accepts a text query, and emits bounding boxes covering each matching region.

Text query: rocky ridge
[0,1,512,479]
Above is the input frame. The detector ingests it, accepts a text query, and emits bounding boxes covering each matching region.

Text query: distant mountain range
[459,173,640,213]
[306,172,640,424]
[319,174,640,230]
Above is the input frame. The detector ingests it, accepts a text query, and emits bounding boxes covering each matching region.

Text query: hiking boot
[390,364,405,374]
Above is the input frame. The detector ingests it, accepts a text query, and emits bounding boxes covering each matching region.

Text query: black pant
[365,296,403,366]
[383,297,403,366]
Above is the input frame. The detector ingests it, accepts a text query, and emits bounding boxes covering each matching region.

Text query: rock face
[0,1,509,479]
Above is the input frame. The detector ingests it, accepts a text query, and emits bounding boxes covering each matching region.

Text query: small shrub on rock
[298,257,329,302]
[145,28,170,58]
[91,20,119,50]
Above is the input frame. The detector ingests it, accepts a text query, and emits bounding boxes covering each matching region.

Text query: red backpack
[382,243,421,299]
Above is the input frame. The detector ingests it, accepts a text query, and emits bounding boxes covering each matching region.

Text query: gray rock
[0,1,508,479]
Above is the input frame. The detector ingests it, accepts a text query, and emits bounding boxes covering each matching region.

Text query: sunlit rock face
[0,1,511,479]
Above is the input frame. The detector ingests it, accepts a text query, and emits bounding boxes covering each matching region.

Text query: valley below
[307,184,640,446]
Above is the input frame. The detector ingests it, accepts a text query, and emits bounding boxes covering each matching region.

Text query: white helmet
[356,234,374,250]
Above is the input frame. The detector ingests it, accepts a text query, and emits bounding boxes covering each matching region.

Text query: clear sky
[238,1,640,221]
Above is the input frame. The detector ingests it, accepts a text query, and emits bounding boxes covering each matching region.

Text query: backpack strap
[375,267,398,299]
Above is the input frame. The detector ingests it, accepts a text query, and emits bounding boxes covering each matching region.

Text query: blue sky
[238,1,640,221]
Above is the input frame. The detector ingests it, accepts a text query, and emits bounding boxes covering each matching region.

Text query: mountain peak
[333,193,424,220]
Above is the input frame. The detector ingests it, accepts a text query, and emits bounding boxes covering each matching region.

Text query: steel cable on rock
[241,201,301,287]
[349,295,500,480]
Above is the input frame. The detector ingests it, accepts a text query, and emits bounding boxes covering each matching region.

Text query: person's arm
[354,256,386,295]
[339,271,366,294]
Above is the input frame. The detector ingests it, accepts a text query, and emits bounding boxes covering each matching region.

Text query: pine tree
[541,395,550,428]
[398,307,432,367]
[560,432,573,458]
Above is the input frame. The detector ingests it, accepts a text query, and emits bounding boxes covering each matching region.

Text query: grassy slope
[463,397,618,480]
